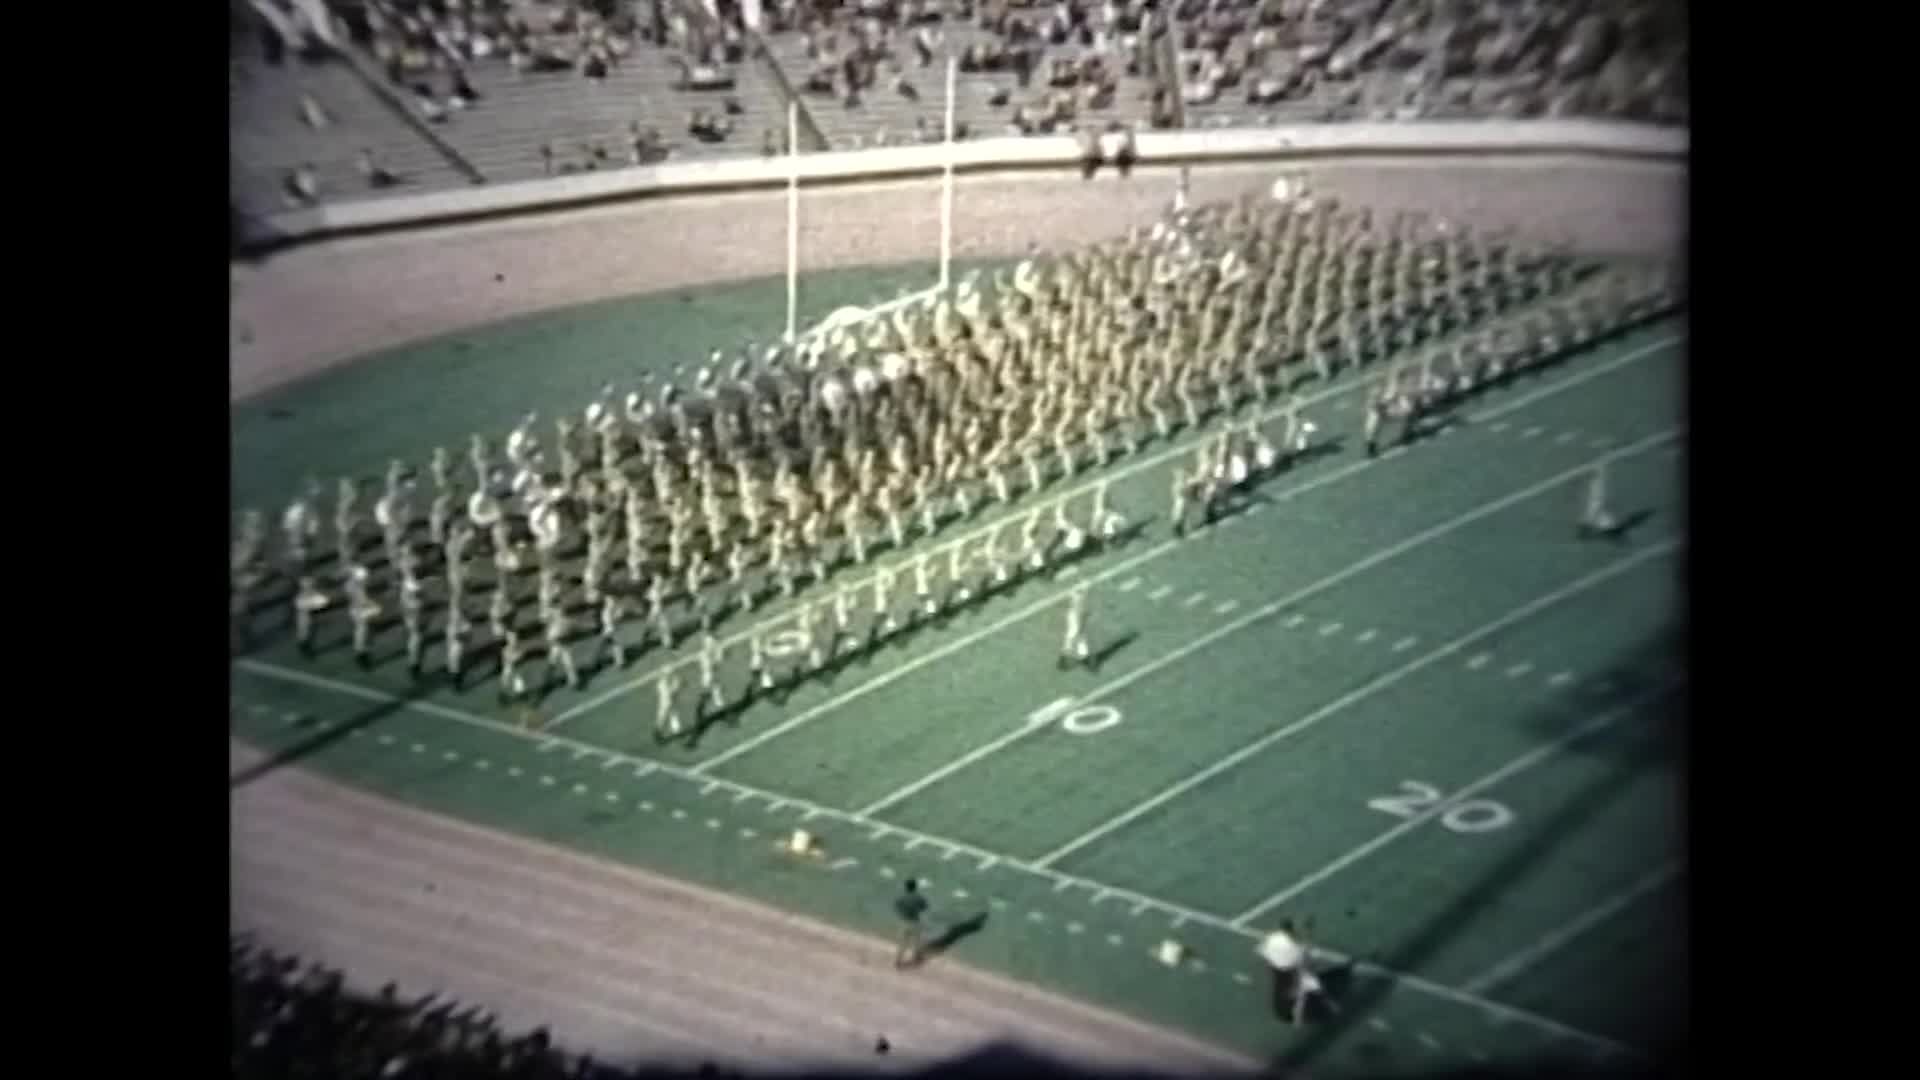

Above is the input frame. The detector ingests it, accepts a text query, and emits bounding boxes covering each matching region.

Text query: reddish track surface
[230,741,1261,1074]
[227,154,1683,1069]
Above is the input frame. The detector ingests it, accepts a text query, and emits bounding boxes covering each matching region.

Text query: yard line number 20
[1367,781,1515,835]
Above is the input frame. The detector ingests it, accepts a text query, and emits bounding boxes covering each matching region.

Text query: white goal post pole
[786,99,800,345]
[939,54,957,292]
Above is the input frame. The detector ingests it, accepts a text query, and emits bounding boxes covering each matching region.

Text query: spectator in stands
[359,148,399,189]
[282,163,320,208]
[298,92,330,130]
[1076,125,1101,179]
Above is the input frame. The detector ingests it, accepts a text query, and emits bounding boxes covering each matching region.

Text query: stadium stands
[229,0,1687,215]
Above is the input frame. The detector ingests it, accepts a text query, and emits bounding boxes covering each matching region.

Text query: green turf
[231,267,1687,1074]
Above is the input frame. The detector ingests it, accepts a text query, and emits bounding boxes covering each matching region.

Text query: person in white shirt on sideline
[1257,920,1330,1024]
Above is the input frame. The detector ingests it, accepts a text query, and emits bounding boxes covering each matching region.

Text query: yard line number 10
[1367,781,1515,835]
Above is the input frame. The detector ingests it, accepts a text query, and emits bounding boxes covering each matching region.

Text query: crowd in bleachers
[230,0,1686,217]
[232,935,638,1079]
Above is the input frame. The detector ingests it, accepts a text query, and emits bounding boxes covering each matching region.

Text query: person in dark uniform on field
[894,878,930,969]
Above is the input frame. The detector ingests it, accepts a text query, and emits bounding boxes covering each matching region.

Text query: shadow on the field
[229,679,431,790]
[1579,508,1659,546]
[1086,631,1139,672]
[1266,630,1687,1075]
[922,910,990,960]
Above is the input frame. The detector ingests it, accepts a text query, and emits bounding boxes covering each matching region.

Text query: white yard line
[849,434,1676,815]
[549,335,1681,730]
[233,657,1635,1058]
[1230,682,1683,927]
[690,364,1682,779]
[1458,861,1685,996]
[1031,538,1681,870]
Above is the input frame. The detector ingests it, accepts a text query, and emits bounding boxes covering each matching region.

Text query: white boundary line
[1231,682,1683,927]
[688,349,1683,775]
[551,331,1681,731]
[856,433,1677,816]
[1031,538,1682,869]
[1458,861,1685,997]
[232,656,1641,1057]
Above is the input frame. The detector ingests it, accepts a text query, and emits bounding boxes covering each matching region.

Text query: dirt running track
[227,153,1684,1070]
[229,741,1259,1075]
[229,156,1684,402]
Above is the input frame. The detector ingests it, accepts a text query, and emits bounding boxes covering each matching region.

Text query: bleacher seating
[228,0,1687,218]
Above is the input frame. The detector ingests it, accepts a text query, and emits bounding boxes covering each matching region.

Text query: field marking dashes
[1505,662,1534,679]
[1548,670,1575,687]
[1182,592,1208,608]
[1319,621,1344,637]
[1147,585,1175,602]
[1284,613,1308,629]
[1466,652,1492,670]
[1521,425,1544,439]
[670,350,1680,775]
[830,857,859,870]
[1213,600,1239,615]
[1118,577,1142,592]
[1041,539,1682,873]
[410,742,426,754]
[1489,421,1510,433]
[1232,683,1679,926]
[1393,635,1419,652]
[1554,431,1577,445]
[442,750,460,762]
[1355,628,1377,644]
[539,775,555,787]
[572,783,589,795]
[474,759,491,770]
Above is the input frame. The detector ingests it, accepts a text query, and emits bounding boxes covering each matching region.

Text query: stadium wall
[230,122,1686,402]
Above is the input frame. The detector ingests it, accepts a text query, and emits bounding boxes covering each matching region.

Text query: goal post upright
[939,54,957,293]
[785,98,800,345]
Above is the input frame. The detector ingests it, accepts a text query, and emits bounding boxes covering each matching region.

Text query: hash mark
[1067,922,1084,934]
[443,750,460,762]
[507,766,523,777]
[879,865,896,878]
[538,740,560,753]
[1490,421,1510,433]
[475,760,491,770]
[571,749,592,762]
[705,818,722,829]
[701,781,719,796]
[1232,973,1251,985]
[1027,911,1048,923]
[978,855,998,871]
[831,858,859,870]
[1355,628,1377,644]
[1182,592,1208,608]
[1284,613,1307,629]
[1467,652,1492,670]
[605,792,620,803]
[639,801,654,811]
[410,743,426,754]
[871,825,892,841]
[1053,878,1075,893]
[1555,431,1577,445]
[1214,600,1239,615]
[539,775,556,786]
[952,888,969,900]
[600,756,623,769]
[1505,662,1534,679]
[1107,934,1124,946]
[941,846,961,861]
[1521,426,1545,439]
[1129,901,1149,917]
[671,809,687,819]
[572,783,589,795]
[1118,577,1143,592]
[1148,585,1174,601]
[905,837,924,851]
[1319,621,1344,637]
[1369,1018,1391,1033]
[1393,635,1419,652]
[988,897,1008,909]
[1548,670,1575,687]
[1419,1033,1443,1051]
[1092,890,1113,905]
[739,827,757,838]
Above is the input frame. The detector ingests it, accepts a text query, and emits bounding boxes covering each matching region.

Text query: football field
[230,260,1688,1074]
